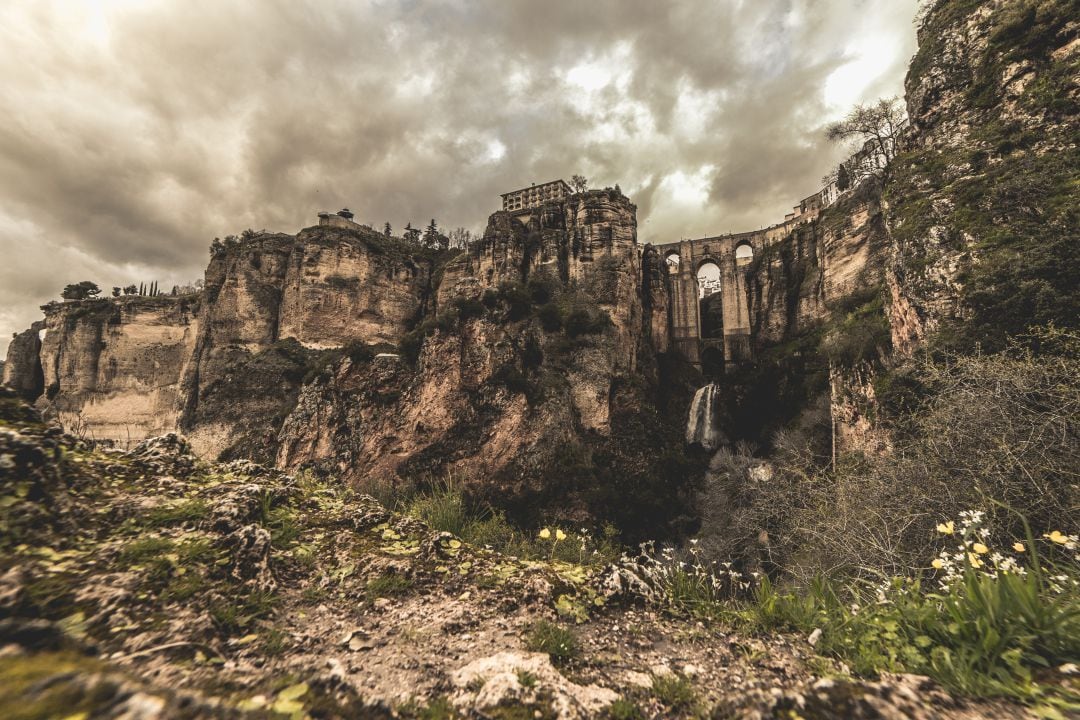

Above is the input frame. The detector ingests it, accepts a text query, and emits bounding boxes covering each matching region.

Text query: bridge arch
[735,242,754,266]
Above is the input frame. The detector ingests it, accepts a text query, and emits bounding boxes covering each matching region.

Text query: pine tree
[422,219,439,249]
[384,222,392,238]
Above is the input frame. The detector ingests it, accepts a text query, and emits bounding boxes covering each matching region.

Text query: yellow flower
[968,553,984,569]
[1044,530,1068,545]
[1013,542,1026,553]
[936,521,955,536]
[555,529,567,541]
[539,528,551,539]
[972,542,989,555]
[931,558,944,570]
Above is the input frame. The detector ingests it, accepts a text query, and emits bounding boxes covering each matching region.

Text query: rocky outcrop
[2,322,44,401]
[276,190,696,533]
[178,225,435,460]
[278,225,433,348]
[33,296,199,447]
[886,0,1079,353]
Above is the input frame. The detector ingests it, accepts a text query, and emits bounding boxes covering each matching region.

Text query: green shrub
[701,330,1080,581]
[605,698,644,720]
[819,295,890,366]
[498,281,533,321]
[453,296,486,321]
[747,532,1080,707]
[405,479,475,539]
[344,341,375,365]
[524,620,579,664]
[537,303,563,332]
[564,306,609,338]
[527,275,557,304]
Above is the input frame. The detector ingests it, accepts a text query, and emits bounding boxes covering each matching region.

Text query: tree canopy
[61,281,101,301]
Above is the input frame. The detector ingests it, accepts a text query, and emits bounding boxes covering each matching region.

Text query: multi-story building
[500,179,572,213]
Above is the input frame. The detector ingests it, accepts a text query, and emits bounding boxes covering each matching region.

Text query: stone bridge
[653,214,814,370]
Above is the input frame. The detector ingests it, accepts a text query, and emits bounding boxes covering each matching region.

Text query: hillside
[0,389,1030,719]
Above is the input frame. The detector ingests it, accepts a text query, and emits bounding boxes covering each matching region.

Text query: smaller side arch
[734,242,754,266]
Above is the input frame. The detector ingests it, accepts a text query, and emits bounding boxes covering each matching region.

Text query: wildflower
[539,528,551,539]
[968,553,984,569]
[972,542,989,555]
[936,521,955,536]
[1013,542,1026,553]
[555,529,567,541]
[931,558,944,570]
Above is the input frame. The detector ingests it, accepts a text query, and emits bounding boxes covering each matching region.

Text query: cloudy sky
[0,0,920,354]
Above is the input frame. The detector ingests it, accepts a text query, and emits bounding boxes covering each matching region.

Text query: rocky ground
[0,387,1027,719]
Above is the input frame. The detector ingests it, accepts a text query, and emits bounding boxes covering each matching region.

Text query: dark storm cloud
[0,0,919,353]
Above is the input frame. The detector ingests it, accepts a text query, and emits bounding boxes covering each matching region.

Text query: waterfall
[686,384,721,450]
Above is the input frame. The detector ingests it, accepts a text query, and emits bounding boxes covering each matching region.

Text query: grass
[650,673,697,713]
[524,620,579,665]
[515,669,538,689]
[605,698,645,720]
[743,544,1080,710]
[208,587,277,635]
[144,497,209,527]
[366,571,413,599]
[403,478,622,566]
[0,652,111,720]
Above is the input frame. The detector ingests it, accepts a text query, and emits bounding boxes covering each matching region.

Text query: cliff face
[2,322,43,401]
[278,226,433,348]
[35,296,200,446]
[180,224,435,461]
[4,0,1067,526]
[886,0,1079,354]
[276,190,695,536]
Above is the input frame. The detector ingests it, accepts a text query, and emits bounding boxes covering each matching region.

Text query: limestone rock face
[745,186,888,348]
[35,296,200,447]
[277,226,432,348]
[886,0,1079,353]
[2,322,44,401]
[276,190,694,530]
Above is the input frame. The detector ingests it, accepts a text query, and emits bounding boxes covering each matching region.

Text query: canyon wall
[274,189,696,535]
[179,223,436,460]
[35,296,200,446]
[5,0,1071,524]
[2,322,44,401]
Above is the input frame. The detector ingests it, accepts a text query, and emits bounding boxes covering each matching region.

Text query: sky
[0,0,921,355]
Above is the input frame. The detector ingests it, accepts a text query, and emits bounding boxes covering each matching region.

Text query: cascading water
[685,383,721,450]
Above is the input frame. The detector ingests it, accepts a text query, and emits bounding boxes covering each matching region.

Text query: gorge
[1,1,1078,716]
